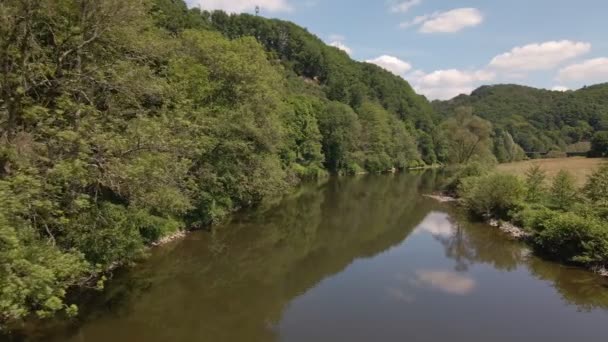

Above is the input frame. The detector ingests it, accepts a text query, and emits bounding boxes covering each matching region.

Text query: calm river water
[10,173,608,342]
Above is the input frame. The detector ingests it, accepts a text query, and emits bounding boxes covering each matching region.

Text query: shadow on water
[4,172,608,342]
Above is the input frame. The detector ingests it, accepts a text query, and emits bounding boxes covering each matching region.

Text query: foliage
[550,170,578,210]
[590,131,608,157]
[525,165,547,203]
[434,84,608,156]
[440,107,495,164]
[458,173,525,218]
[533,212,608,266]
[583,164,608,207]
[493,128,526,163]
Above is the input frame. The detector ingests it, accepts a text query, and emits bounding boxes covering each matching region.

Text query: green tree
[525,165,547,203]
[590,131,608,157]
[583,164,608,207]
[317,102,362,173]
[441,107,494,164]
[550,170,578,210]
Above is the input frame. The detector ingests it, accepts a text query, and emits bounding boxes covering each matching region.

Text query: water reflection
[414,270,476,295]
[414,211,454,237]
[417,205,608,311]
[9,173,608,342]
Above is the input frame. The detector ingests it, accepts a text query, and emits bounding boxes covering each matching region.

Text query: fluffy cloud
[187,0,292,13]
[557,57,608,83]
[399,14,431,29]
[409,68,495,100]
[489,40,591,71]
[401,8,483,33]
[329,41,352,55]
[366,55,412,75]
[327,34,352,55]
[389,0,422,13]
[551,86,570,92]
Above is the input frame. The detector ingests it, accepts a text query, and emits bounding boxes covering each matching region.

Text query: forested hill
[151,0,444,166]
[433,83,608,155]
[0,0,449,327]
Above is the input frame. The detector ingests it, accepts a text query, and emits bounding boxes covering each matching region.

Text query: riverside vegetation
[2,0,608,330]
[448,162,608,274]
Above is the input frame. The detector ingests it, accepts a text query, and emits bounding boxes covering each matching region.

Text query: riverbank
[425,160,608,277]
[425,191,607,277]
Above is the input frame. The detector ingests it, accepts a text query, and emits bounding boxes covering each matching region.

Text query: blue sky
[186,0,608,99]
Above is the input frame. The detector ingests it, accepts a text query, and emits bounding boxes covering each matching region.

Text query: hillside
[0,0,449,327]
[433,84,608,154]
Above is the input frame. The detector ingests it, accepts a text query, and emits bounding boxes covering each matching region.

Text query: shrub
[525,165,547,203]
[550,170,578,210]
[584,164,608,206]
[511,205,555,232]
[133,210,184,244]
[458,173,525,218]
[533,212,608,266]
[442,161,489,194]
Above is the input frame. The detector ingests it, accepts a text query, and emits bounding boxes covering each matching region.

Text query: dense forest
[0,0,448,327]
[434,84,608,158]
[1,0,607,330]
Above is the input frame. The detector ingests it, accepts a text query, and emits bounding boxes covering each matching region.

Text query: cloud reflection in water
[414,212,456,238]
[415,270,476,295]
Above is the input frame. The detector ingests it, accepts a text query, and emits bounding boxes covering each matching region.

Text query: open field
[496,157,607,187]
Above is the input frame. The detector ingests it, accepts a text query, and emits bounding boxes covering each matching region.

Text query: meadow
[496,157,606,187]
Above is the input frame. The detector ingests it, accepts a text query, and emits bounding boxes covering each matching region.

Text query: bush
[458,173,525,218]
[63,203,147,268]
[511,205,555,232]
[584,164,608,206]
[442,161,489,194]
[550,170,578,210]
[533,212,608,266]
[525,165,547,203]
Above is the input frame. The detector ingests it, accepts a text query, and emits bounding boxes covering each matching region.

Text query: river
[10,173,608,341]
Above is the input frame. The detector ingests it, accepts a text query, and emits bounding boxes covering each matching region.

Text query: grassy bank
[445,160,608,275]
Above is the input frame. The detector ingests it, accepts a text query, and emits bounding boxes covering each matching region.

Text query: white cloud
[557,57,608,83]
[366,55,413,75]
[187,0,292,13]
[409,68,495,100]
[329,41,352,55]
[401,8,483,33]
[399,14,431,29]
[327,34,352,55]
[489,40,591,71]
[389,0,422,13]
[551,86,570,92]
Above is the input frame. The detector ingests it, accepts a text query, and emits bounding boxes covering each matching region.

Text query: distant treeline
[434,84,608,158]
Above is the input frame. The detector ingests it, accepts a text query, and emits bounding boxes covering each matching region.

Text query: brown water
[11,173,608,341]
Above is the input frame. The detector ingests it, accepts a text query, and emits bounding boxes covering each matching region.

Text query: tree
[550,170,578,210]
[494,129,526,163]
[317,102,361,173]
[525,165,547,203]
[441,107,494,164]
[583,164,608,206]
[590,131,608,157]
